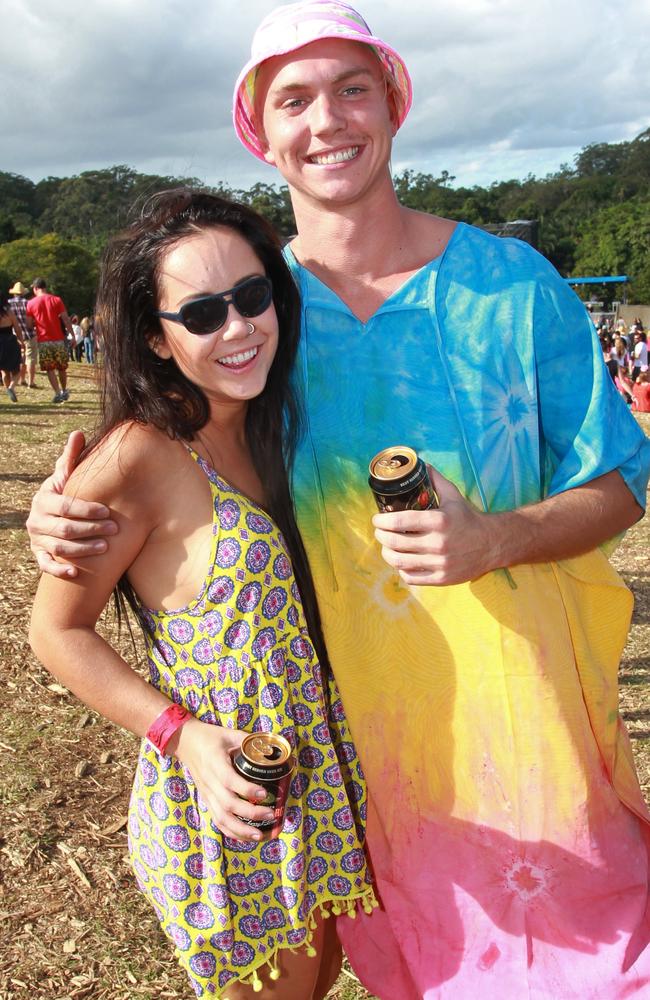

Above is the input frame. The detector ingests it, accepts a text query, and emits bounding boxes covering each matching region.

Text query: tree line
[0,128,648,317]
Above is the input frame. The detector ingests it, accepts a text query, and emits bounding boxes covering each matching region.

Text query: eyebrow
[270,66,377,96]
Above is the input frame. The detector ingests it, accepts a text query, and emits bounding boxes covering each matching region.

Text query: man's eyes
[280,85,369,110]
[282,98,308,110]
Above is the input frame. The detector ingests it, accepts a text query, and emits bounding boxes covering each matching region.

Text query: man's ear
[386,81,400,136]
[253,112,277,166]
[148,332,172,360]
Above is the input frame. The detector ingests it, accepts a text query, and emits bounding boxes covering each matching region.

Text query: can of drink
[232,733,295,838]
[368,445,439,513]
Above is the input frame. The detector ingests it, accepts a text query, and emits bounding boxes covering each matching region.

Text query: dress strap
[180,440,222,487]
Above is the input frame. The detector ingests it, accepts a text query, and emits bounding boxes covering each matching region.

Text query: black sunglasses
[154,275,273,335]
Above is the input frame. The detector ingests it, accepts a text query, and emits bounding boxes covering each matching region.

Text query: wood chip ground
[1,367,648,999]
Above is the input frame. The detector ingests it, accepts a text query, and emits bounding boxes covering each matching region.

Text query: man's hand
[27,431,118,578]
[372,468,496,585]
[372,465,641,587]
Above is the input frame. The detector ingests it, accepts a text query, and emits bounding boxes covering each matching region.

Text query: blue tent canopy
[564,275,629,284]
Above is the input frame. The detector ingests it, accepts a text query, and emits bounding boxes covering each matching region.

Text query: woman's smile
[217,346,259,369]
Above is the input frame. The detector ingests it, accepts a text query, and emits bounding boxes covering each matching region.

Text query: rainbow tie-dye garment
[285,223,650,999]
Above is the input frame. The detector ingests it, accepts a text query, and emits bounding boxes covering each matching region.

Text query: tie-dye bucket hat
[233,0,413,162]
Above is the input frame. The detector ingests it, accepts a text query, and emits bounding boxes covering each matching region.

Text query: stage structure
[484,219,539,248]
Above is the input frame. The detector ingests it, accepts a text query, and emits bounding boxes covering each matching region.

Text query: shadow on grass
[620,673,650,686]
[622,708,650,722]
[628,580,650,625]
[0,473,47,483]
[1,403,91,415]
[0,510,28,530]
[1,403,96,422]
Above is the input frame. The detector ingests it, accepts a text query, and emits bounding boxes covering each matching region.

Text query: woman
[30,189,375,999]
[611,335,633,402]
[80,316,95,364]
[0,289,25,402]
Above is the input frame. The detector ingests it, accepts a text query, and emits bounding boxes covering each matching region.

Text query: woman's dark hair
[0,291,10,317]
[92,187,330,687]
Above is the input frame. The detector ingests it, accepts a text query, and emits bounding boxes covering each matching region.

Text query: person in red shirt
[26,277,74,403]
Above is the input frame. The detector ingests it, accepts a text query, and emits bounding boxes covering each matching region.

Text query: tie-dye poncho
[285,222,650,999]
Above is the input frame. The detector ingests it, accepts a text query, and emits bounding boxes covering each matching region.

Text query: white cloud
[0,0,647,190]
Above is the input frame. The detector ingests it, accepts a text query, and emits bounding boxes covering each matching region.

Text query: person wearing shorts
[23,330,39,382]
[8,282,37,386]
[26,277,73,403]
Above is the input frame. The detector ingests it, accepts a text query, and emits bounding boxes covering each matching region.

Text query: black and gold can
[369,445,439,513]
[232,733,295,838]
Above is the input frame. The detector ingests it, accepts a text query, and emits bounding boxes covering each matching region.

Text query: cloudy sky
[1,0,648,192]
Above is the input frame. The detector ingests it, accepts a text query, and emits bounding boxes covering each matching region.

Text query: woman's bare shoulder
[66,422,178,508]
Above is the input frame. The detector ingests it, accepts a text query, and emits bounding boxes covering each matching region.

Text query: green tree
[234,182,296,237]
[574,141,629,178]
[35,166,210,255]
[572,199,650,303]
[0,234,99,316]
[0,171,38,242]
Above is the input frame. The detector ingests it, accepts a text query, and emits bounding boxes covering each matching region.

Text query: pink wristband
[146,704,191,755]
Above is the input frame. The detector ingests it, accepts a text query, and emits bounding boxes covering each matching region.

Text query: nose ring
[246,322,255,336]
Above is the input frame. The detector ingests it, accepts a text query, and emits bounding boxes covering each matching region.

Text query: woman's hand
[372,466,498,586]
[27,431,119,578]
[174,720,276,842]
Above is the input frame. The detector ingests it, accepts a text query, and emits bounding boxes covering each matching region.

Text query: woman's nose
[221,304,253,341]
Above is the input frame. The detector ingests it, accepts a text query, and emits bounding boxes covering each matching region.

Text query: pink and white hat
[233,0,413,163]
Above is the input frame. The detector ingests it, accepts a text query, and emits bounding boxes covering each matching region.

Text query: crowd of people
[67,314,96,365]
[0,278,97,404]
[599,317,650,412]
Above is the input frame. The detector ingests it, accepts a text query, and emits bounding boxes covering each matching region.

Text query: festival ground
[0,364,648,999]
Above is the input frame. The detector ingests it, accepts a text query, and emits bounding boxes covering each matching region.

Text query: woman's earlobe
[148,333,172,360]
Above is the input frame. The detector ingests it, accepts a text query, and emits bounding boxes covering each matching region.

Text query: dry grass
[0,366,647,999]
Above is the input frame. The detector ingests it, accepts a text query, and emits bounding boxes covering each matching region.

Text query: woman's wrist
[165,713,203,760]
[146,703,192,755]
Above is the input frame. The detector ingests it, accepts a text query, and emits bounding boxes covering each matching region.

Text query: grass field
[0,363,648,999]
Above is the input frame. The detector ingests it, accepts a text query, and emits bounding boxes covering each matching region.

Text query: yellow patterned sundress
[127,448,375,997]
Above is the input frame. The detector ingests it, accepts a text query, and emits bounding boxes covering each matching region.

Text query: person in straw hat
[25,2,650,996]
[9,281,37,387]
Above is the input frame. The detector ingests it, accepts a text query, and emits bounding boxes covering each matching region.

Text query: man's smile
[308,146,360,165]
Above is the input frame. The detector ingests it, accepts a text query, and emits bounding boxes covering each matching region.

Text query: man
[8,281,37,387]
[26,3,650,997]
[25,277,73,403]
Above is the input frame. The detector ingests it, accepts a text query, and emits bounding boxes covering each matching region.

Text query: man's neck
[290,180,408,279]
[286,180,455,322]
